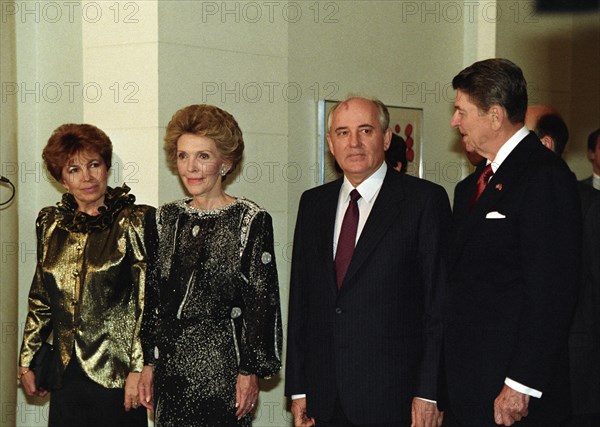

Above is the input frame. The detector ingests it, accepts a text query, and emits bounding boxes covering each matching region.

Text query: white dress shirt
[593,173,600,191]
[333,162,387,257]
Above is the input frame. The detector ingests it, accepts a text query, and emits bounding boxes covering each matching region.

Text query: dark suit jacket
[569,183,600,415]
[444,132,582,426]
[580,175,594,189]
[285,168,452,425]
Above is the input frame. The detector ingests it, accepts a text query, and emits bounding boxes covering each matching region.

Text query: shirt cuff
[505,377,542,398]
[291,394,306,400]
[415,397,437,404]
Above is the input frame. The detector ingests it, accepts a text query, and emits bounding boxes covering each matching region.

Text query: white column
[81,0,159,206]
[462,0,497,66]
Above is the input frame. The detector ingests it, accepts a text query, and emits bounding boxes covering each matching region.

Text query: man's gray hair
[326,97,389,133]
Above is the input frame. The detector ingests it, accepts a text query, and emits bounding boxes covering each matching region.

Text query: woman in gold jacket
[18,123,155,427]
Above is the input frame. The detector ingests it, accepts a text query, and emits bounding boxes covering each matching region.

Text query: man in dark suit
[524,105,569,156]
[581,128,600,191]
[285,97,452,426]
[443,58,581,427]
[525,106,600,427]
[568,182,600,427]
[385,133,408,173]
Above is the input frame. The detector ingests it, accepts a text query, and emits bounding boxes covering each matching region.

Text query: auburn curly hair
[42,123,113,181]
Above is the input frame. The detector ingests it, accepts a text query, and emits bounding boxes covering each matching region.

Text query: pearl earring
[219,167,226,176]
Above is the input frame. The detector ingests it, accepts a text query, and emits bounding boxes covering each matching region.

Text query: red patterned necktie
[335,189,361,289]
[470,164,494,209]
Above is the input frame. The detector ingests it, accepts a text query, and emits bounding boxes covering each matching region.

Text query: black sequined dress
[142,198,282,427]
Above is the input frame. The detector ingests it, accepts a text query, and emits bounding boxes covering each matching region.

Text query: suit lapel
[339,170,403,295]
[455,162,484,221]
[317,179,343,296]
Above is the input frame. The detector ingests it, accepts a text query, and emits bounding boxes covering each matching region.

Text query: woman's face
[61,150,108,213]
[176,133,229,201]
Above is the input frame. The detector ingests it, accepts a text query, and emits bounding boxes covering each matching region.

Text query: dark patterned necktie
[335,189,361,289]
[470,164,494,209]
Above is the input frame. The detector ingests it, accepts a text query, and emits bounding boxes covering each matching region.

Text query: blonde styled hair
[164,104,244,179]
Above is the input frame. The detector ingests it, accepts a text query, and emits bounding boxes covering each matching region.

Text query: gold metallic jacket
[19,185,156,389]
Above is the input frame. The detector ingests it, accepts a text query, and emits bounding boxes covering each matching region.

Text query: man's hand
[291,397,315,427]
[494,384,529,426]
[411,398,443,427]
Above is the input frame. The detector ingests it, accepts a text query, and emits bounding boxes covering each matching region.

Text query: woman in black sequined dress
[139,105,282,426]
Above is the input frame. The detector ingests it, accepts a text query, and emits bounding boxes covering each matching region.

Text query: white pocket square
[485,211,506,219]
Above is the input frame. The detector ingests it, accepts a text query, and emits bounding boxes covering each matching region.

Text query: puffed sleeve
[140,208,159,366]
[127,206,157,372]
[19,209,54,367]
[238,210,282,378]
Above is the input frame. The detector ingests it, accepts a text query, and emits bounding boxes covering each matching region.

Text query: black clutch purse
[30,342,55,390]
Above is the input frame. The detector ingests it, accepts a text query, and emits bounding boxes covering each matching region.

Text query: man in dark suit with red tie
[285,97,452,426]
[443,59,581,427]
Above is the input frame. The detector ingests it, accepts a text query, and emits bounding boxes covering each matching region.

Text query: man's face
[326,98,391,187]
[450,90,495,159]
[589,135,600,175]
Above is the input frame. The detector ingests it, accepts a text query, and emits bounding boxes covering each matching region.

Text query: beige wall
[1,7,18,427]
[569,12,600,177]
[82,0,160,206]
[288,0,469,227]
[496,0,600,177]
[3,1,598,426]
[11,5,84,425]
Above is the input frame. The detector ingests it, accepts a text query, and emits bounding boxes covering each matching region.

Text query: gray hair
[326,97,389,133]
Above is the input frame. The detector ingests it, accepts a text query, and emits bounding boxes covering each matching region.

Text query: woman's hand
[124,372,142,411]
[138,365,155,411]
[235,373,259,420]
[18,367,48,398]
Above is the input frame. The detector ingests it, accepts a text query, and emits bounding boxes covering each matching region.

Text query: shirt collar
[340,162,387,204]
[593,173,600,190]
[489,126,529,173]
